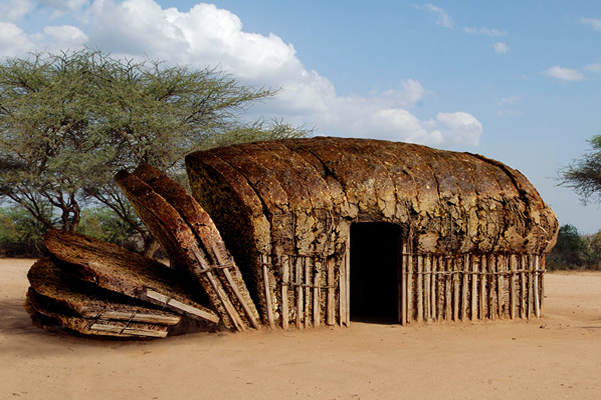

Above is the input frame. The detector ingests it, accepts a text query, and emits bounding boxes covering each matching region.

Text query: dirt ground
[2,259,601,400]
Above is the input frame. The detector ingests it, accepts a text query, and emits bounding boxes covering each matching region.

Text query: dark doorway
[350,222,402,323]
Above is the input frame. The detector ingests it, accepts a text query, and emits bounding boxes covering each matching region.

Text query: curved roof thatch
[186,137,558,260]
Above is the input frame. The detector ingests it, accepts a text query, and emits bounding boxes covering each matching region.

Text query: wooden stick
[338,252,346,327]
[497,254,504,319]
[480,255,486,319]
[453,257,459,321]
[527,254,534,319]
[144,289,220,324]
[424,255,431,321]
[345,243,350,326]
[89,323,168,338]
[305,257,311,328]
[432,255,438,321]
[261,255,275,329]
[296,256,303,329]
[417,255,424,322]
[534,255,541,318]
[520,255,527,319]
[313,259,321,327]
[471,255,478,320]
[400,240,408,325]
[445,258,452,321]
[488,254,496,320]
[461,254,469,320]
[210,243,261,329]
[190,247,246,331]
[541,257,545,315]
[407,247,413,324]
[509,255,516,320]
[281,255,289,330]
[99,312,180,325]
[326,258,335,326]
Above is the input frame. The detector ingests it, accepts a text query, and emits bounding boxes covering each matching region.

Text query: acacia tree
[559,135,601,204]
[0,50,309,254]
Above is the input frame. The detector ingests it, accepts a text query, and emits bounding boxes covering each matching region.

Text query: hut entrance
[349,222,402,324]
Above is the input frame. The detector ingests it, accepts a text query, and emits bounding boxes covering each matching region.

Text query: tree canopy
[559,135,601,204]
[0,49,310,253]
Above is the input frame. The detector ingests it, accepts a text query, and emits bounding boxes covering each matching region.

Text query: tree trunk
[142,235,161,258]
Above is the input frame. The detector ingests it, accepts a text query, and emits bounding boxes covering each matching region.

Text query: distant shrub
[0,206,49,257]
[0,205,143,257]
[547,224,601,270]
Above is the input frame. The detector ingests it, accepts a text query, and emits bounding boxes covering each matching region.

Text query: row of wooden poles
[259,253,349,330]
[259,250,545,330]
[399,250,545,325]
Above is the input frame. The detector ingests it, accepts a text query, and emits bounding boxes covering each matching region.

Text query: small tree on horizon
[558,134,601,205]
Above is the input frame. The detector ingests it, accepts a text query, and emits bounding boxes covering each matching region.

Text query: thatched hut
[186,137,558,329]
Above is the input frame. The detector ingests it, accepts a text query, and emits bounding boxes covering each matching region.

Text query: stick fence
[259,252,545,329]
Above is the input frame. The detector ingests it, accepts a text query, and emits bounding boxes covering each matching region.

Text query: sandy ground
[2,259,601,400]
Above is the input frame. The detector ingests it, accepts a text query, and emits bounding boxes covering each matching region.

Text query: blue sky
[1,0,601,233]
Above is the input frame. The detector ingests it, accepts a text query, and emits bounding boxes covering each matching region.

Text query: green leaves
[0,49,310,246]
[559,133,601,205]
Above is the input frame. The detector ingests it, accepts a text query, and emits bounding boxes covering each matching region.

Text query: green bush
[77,208,141,251]
[0,205,142,257]
[0,206,49,257]
[547,224,601,270]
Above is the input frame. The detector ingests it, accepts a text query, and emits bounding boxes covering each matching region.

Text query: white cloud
[39,0,90,12]
[581,17,601,31]
[431,112,482,145]
[0,0,483,146]
[584,63,601,73]
[464,26,507,36]
[494,42,510,54]
[0,22,36,56]
[496,96,522,117]
[43,25,88,47]
[543,66,585,81]
[497,109,523,117]
[496,96,520,106]
[0,0,34,22]
[414,4,453,28]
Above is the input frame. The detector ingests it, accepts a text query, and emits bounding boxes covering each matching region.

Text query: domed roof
[186,137,558,256]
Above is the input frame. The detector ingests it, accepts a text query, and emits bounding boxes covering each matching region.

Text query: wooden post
[534,255,541,318]
[453,257,459,321]
[313,259,321,327]
[527,254,534,319]
[305,257,311,328]
[400,240,408,325]
[424,255,431,321]
[461,254,469,320]
[510,255,516,320]
[520,255,526,319]
[432,256,439,321]
[345,245,350,326]
[541,257,545,315]
[296,257,303,329]
[261,255,275,329]
[445,258,452,321]
[417,255,424,322]
[281,255,289,330]
[339,249,348,327]
[497,254,504,319]
[471,255,478,320]
[407,247,413,324]
[488,254,496,320]
[479,255,487,319]
[326,258,335,326]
